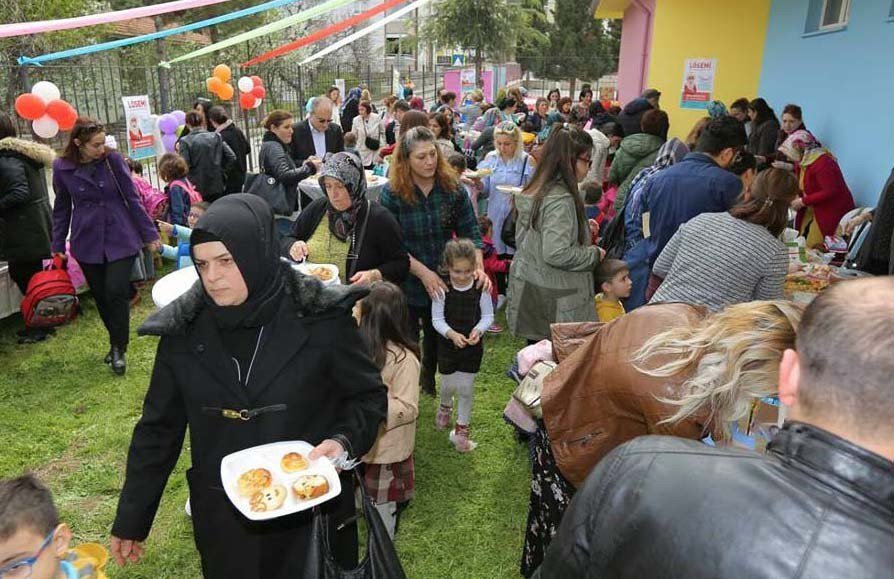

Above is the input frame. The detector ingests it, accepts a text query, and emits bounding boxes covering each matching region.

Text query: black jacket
[748,117,782,159]
[0,138,53,262]
[111,265,387,577]
[259,132,317,214]
[280,197,409,283]
[179,128,237,202]
[617,98,654,137]
[218,123,251,194]
[535,422,894,579]
[853,167,894,274]
[290,119,344,165]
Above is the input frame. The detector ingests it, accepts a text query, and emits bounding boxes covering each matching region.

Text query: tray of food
[495,184,523,194]
[221,440,341,521]
[293,262,340,285]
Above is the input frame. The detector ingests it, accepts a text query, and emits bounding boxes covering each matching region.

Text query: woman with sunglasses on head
[51,117,160,375]
[507,125,603,343]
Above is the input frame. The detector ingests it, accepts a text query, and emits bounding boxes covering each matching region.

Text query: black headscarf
[190,194,284,331]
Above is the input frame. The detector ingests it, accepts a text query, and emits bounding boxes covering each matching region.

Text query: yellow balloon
[213,64,232,83]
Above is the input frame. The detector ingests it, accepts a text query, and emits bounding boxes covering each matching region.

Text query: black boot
[104,348,113,365]
[111,346,127,376]
[419,367,436,396]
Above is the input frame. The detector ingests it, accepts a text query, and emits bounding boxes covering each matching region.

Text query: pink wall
[443,70,495,102]
[615,0,654,105]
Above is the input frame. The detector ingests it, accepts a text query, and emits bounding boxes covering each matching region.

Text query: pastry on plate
[292,474,329,500]
[237,468,273,498]
[310,266,333,281]
[249,484,287,512]
[281,452,310,473]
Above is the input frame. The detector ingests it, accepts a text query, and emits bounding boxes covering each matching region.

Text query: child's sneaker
[435,404,452,431]
[487,323,503,334]
[449,425,478,453]
[496,294,507,310]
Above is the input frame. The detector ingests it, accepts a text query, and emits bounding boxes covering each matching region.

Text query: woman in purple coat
[52,118,160,375]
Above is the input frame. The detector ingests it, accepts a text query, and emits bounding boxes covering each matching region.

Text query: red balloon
[15,93,46,121]
[239,92,257,110]
[46,99,78,130]
[250,86,266,99]
[251,75,263,87]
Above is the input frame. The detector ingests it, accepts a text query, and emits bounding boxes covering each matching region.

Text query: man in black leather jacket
[535,278,894,579]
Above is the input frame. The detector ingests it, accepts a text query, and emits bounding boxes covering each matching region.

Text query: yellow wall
[647,0,771,141]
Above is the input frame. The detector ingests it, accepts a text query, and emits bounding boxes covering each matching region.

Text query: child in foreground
[156,201,209,269]
[432,239,495,452]
[357,282,421,538]
[0,474,108,579]
[595,258,633,323]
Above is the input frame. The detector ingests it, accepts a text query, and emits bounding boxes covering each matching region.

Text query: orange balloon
[239,92,257,109]
[206,76,223,94]
[15,93,46,121]
[46,99,78,130]
[217,83,234,100]
[213,64,232,83]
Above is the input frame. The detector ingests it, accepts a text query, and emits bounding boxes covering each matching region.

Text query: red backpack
[20,255,79,329]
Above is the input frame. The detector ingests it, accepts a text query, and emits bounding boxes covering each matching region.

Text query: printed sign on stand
[121,95,156,160]
[680,58,716,110]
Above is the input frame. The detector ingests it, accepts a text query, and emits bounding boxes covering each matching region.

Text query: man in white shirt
[290,96,344,164]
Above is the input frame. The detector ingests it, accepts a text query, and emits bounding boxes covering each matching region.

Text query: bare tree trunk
[154,16,171,112]
[475,47,483,89]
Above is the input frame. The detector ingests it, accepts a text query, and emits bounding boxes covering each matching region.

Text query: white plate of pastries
[221,440,342,521]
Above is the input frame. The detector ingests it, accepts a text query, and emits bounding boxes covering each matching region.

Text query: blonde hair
[632,301,803,437]
[493,121,524,160]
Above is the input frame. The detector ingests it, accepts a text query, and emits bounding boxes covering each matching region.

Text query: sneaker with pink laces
[435,405,452,431]
[449,425,478,452]
[487,323,503,334]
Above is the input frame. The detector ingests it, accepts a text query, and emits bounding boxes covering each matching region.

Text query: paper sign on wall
[121,95,156,160]
[680,58,716,110]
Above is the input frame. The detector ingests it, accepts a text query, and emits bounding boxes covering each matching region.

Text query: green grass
[0,276,529,578]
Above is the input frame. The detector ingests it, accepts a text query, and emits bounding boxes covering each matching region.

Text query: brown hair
[359,281,420,370]
[641,109,669,138]
[523,124,592,244]
[0,475,59,540]
[387,126,459,204]
[685,117,711,150]
[441,237,478,272]
[782,104,803,120]
[729,167,798,237]
[158,152,189,181]
[477,215,493,236]
[185,111,204,128]
[429,112,450,138]
[382,95,397,110]
[62,117,106,163]
[595,258,629,288]
[557,96,573,111]
[262,109,293,131]
[0,111,16,140]
[343,130,357,147]
[396,110,430,138]
[359,101,373,115]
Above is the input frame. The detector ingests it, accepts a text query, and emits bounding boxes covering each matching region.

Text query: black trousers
[80,256,134,348]
[409,304,439,386]
[8,259,44,295]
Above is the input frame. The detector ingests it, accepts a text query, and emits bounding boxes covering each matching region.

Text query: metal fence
[3,57,605,190]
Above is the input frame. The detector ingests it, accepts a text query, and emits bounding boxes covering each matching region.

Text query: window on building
[385,35,414,56]
[820,0,850,28]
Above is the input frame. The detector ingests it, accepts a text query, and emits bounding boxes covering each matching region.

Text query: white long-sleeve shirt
[431,281,495,338]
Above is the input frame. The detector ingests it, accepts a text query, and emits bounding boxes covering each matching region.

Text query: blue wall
[760,0,894,206]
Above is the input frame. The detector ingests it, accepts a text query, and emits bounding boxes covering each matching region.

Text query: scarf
[342,87,362,112]
[779,129,831,190]
[190,194,284,331]
[319,152,368,241]
[537,111,567,144]
[627,138,690,214]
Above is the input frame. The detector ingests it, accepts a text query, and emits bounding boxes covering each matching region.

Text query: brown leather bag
[550,321,605,362]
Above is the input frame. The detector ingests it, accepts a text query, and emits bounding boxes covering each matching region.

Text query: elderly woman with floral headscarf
[779,130,855,249]
[282,151,409,285]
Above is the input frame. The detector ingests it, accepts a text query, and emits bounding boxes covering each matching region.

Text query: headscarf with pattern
[707,100,727,119]
[779,129,829,168]
[319,152,368,241]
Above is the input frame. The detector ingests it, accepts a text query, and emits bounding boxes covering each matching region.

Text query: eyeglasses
[0,530,55,579]
[188,212,203,219]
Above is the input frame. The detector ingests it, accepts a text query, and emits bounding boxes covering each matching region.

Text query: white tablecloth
[298,171,389,203]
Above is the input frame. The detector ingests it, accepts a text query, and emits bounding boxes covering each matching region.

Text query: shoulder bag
[500,155,529,250]
[303,470,406,578]
[106,158,155,282]
[243,144,291,215]
[361,118,381,151]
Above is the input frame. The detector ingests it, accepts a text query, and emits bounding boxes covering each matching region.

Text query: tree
[423,0,547,88]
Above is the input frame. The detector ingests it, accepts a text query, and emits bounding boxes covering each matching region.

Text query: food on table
[249,484,287,512]
[784,263,833,294]
[292,474,329,500]
[237,468,273,498]
[310,266,333,281]
[281,452,310,473]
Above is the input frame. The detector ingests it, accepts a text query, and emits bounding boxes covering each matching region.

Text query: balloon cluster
[157,110,186,153]
[206,64,235,100]
[237,75,266,110]
[14,81,78,139]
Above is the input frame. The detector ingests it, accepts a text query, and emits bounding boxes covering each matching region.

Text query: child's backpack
[169,178,203,204]
[20,255,78,329]
[133,177,169,220]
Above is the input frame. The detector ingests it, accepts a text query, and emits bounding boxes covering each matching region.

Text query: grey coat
[507,180,601,341]
[179,128,236,202]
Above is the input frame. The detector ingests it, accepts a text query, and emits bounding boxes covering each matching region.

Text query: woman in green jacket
[609,109,668,212]
[508,125,604,342]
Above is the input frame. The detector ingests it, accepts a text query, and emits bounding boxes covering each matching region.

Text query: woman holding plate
[110,194,387,578]
[281,152,409,285]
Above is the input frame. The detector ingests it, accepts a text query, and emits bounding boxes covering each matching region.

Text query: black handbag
[243,171,291,216]
[303,471,407,578]
[361,119,381,151]
[500,155,528,250]
[105,158,155,282]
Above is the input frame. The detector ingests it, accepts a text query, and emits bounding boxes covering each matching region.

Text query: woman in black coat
[0,113,54,342]
[209,106,251,194]
[746,98,781,166]
[110,194,387,578]
[281,152,408,285]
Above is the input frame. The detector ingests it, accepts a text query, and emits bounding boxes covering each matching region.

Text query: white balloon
[252,98,263,109]
[31,81,61,103]
[237,76,254,93]
[32,115,59,139]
